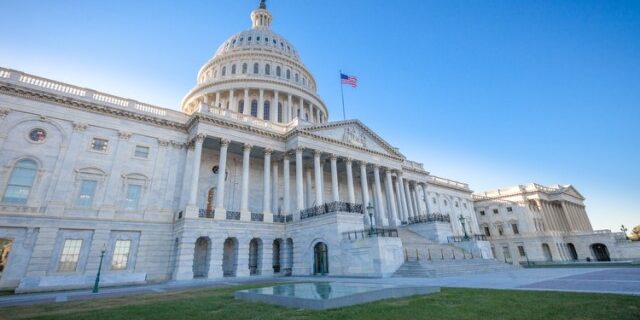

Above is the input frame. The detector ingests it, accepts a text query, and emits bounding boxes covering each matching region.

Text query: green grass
[0,290,13,296]
[1,283,638,320]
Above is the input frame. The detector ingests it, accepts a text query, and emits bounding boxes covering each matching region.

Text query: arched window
[277,102,283,123]
[276,66,281,77]
[213,69,218,78]
[242,63,248,74]
[265,64,270,75]
[221,66,226,76]
[231,64,236,75]
[238,100,244,114]
[251,100,258,117]
[286,69,291,79]
[263,100,271,120]
[295,73,299,82]
[253,63,259,74]
[2,159,38,204]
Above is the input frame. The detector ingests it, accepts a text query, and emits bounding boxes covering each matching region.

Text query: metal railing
[406,213,450,225]
[404,247,483,262]
[198,209,215,219]
[226,211,241,220]
[251,212,264,222]
[343,228,399,240]
[300,201,363,220]
[447,234,487,243]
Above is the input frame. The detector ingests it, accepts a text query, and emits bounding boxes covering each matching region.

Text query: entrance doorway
[223,237,238,277]
[567,243,578,260]
[192,237,211,278]
[541,243,553,262]
[591,243,610,261]
[272,239,282,274]
[249,238,262,275]
[313,242,328,275]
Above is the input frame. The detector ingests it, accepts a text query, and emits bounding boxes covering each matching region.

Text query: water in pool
[242,282,398,300]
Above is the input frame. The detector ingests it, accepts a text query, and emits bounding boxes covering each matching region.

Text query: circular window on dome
[28,128,47,143]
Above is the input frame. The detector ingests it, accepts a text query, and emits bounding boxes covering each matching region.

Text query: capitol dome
[181,0,328,125]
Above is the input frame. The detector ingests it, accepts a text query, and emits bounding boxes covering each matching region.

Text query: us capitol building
[0,2,637,293]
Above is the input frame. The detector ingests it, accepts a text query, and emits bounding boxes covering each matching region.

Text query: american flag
[340,73,358,88]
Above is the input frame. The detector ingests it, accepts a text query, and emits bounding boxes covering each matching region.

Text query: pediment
[562,185,585,200]
[301,120,404,158]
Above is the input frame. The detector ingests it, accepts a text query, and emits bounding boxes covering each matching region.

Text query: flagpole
[340,70,346,120]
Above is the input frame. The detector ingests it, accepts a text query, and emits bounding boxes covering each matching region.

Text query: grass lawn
[1,284,638,320]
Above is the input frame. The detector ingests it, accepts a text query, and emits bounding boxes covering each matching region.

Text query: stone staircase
[393,228,515,278]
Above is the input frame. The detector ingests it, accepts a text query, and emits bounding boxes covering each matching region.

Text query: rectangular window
[91,138,109,152]
[76,180,97,208]
[497,225,504,236]
[480,210,485,216]
[111,240,132,270]
[134,145,150,159]
[507,206,513,212]
[58,239,83,272]
[493,209,499,214]
[518,246,526,257]
[484,226,491,237]
[512,223,520,235]
[124,184,142,210]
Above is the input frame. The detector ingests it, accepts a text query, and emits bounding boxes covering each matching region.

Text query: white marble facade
[0,2,478,292]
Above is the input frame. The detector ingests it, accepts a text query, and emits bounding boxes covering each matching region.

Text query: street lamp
[93,244,107,293]
[366,202,375,235]
[621,225,628,240]
[458,215,470,240]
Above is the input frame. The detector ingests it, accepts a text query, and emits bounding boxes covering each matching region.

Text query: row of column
[186,137,429,226]
[201,89,325,123]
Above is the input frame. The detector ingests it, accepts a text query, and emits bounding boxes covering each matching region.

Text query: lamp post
[458,215,470,240]
[621,225,628,240]
[92,244,106,293]
[366,202,375,236]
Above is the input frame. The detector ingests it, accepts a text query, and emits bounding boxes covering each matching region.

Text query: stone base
[406,222,453,243]
[340,236,404,277]
[16,272,147,293]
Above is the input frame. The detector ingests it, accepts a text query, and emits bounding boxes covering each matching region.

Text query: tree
[629,225,640,241]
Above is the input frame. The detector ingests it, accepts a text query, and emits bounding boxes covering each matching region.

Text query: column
[295,147,304,215]
[283,155,291,215]
[345,158,355,203]
[384,169,400,226]
[373,165,388,226]
[359,162,372,225]
[305,167,313,206]
[188,134,205,207]
[313,150,323,205]
[397,173,409,222]
[263,148,272,220]
[229,89,235,112]
[272,161,279,214]
[411,183,421,216]
[299,97,305,120]
[404,180,414,219]
[394,174,406,222]
[215,92,220,109]
[240,143,252,221]
[420,183,430,214]
[243,88,250,115]
[287,94,292,122]
[273,90,279,122]
[214,138,230,218]
[310,105,315,122]
[330,155,339,202]
[258,89,264,119]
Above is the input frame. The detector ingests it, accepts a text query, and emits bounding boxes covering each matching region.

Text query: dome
[181,1,329,126]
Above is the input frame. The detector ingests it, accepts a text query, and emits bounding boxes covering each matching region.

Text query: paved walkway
[0,267,638,308]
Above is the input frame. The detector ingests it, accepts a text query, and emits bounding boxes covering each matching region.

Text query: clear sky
[1,0,638,231]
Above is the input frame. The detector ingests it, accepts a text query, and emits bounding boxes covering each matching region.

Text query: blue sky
[1,0,638,231]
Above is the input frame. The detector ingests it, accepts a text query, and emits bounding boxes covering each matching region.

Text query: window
[263,101,270,120]
[493,208,499,214]
[251,100,258,117]
[517,245,526,257]
[455,201,459,208]
[58,239,82,272]
[265,64,271,75]
[134,145,149,159]
[76,179,97,208]
[256,36,260,41]
[432,198,436,204]
[248,36,252,41]
[484,226,491,237]
[286,69,291,79]
[277,103,283,123]
[242,63,247,74]
[512,223,520,235]
[295,73,299,82]
[276,66,281,77]
[507,206,513,212]
[221,66,226,76]
[238,100,244,113]
[2,159,38,204]
[443,200,448,206]
[480,210,485,216]
[231,64,236,75]
[497,225,504,236]
[111,240,131,270]
[29,128,46,142]
[124,184,142,210]
[253,63,259,74]
[91,138,109,152]
[463,203,467,209]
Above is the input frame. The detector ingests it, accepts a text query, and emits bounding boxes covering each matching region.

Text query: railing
[273,214,293,223]
[207,107,289,134]
[251,212,264,222]
[226,211,241,220]
[427,176,469,190]
[300,201,363,220]
[343,228,399,240]
[447,234,487,243]
[406,213,450,225]
[404,247,483,262]
[198,209,215,219]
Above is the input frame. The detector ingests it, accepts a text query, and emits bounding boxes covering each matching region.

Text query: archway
[541,243,553,262]
[0,239,13,279]
[222,237,238,277]
[285,238,293,276]
[591,243,610,261]
[313,242,328,275]
[272,239,282,274]
[567,243,578,260]
[192,237,211,278]
[249,238,263,275]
